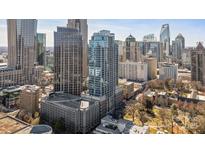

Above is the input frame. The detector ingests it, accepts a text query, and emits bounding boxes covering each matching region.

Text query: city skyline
[1,19,205,47]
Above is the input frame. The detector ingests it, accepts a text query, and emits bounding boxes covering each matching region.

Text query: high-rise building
[173,33,185,59]
[159,63,178,81]
[7,19,37,82]
[37,33,46,66]
[88,30,118,113]
[144,57,157,80]
[125,35,140,62]
[191,42,205,85]
[160,24,170,57]
[115,40,126,62]
[119,61,148,81]
[143,34,156,42]
[54,27,83,95]
[67,19,88,80]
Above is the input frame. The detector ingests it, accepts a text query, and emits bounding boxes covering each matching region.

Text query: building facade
[88,30,118,113]
[19,85,41,114]
[125,35,140,62]
[119,61,148,81]
[37,33,46,66]
[144,57,157,80]
[54,27,83,95]
[67,19,88,80]
[173,33,185,59]
[41,92,100,133]
[7,19,38,83]
[159,63,178,81]
[191,42,205,85]
[160,24,170,56]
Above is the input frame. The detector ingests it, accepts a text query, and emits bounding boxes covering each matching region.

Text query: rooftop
[0,115,32,134]
[46,92,96,109]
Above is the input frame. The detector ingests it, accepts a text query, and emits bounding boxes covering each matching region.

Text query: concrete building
[88,30,118,114]
[67,19,88,80]
[118,80,134,99]
[115,40,126,62]
[144,57,157,80]
[119,61,148,81]
[159,63,178,81]
[37,33,46,66]
[54,27,83,95]
[160,24,170,56]
[41,92,101,133]
[182,48,192,69]
[19,85,41,114]
[191,42,205,85]
[0,86,21,110]
[0,68,25,88]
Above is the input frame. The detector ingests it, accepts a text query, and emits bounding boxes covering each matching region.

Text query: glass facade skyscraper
[7,19,37,82]
[173,33,185,59]
[37,33,46,66]
[54,27,83,95]
[88,30,118,112]
[160,24,170,57]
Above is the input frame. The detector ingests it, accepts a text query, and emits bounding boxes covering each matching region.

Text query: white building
[93,115,149,134]
[159,63,178,81]
[119,61,148,81]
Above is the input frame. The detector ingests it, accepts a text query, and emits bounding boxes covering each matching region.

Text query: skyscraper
[67,19,88,81]
[88,30,118,112]
[7,19,37,82]
[160,24,170,57]
[191,42,205,86]
[54,27,83,95]
[173,33,185,59]
[125,34,140,62]
[37,33,46,66]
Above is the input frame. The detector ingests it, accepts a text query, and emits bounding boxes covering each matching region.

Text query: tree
[53,117,66,134]
[125,101,138,122]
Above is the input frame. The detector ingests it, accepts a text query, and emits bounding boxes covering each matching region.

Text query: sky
[1,19,205,47]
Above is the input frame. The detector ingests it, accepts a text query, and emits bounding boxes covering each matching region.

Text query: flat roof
[47,93,95,109]
[0,116,32,134]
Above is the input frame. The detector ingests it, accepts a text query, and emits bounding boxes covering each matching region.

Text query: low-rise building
[41,92,101,133]
[0,115,52,134]
[93,115,149,134]
[19,85,41,114]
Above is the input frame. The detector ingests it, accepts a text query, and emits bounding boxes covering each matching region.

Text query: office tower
[88,30,118,113]
[143,34,156,42]
[119,61,148,81]
[54,27,83,95]
[7,19,37,82]
[20,85,41,114]
[143,41,161,61]
[160,24,170,57]
[191,42,205,85]
[173,33,185,59]
[67,19,88,80]
[37,33,46,66]
[125,35,140,62]
[159,63,178,81]
[144,57,157,80]
[115,40,126,62]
